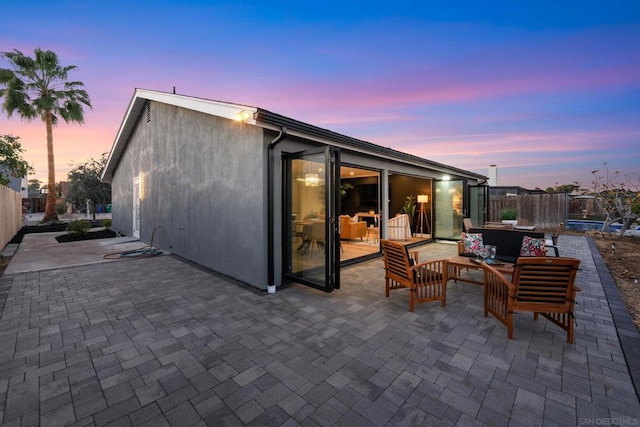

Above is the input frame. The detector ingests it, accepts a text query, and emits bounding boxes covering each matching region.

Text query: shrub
[67,219,91,237]
[56,203,66,214]
[500,208,518,220]
[101,219,112,229]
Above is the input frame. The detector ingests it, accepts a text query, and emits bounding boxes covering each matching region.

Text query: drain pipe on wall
[267,126,287,294]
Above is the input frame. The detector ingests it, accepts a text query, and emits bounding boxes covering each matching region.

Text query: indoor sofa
[339,215,367,240]
[458,227,546,263]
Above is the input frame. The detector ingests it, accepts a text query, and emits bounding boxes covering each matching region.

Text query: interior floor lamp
[417,195,430,237]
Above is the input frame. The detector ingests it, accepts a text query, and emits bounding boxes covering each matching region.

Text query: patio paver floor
[0,235,638,426]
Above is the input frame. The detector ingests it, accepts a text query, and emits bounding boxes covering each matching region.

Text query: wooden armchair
[483,257,580,343]
[381,240,448,312]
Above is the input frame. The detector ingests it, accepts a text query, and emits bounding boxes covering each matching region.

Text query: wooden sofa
[458,227,546,263]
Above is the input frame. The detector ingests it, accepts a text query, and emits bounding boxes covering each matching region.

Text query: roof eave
[255,109,487,182]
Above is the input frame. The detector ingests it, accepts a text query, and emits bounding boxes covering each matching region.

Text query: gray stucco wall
[111,101,268,288]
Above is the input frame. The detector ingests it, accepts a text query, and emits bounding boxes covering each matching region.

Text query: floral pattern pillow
[520,236,546,256]
[461,232,483,254]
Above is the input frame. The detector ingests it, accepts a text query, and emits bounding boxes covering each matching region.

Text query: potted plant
[500,208,518,225]
[401,195,417,231]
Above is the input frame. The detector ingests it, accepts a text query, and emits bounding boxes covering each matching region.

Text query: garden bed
[55,229,119,243]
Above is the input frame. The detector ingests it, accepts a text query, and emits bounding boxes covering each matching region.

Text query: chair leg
[409,290,415,313]
[567,321,574,344]
[507,313,514,339]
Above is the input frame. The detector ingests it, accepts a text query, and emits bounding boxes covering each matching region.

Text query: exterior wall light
[234,110,253,122]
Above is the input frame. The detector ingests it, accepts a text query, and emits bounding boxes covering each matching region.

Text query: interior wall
[341,176,379,215]
[388,175,432,219]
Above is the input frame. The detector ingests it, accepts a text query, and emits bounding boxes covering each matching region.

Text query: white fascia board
[136,89,257,124]
[102,89,258,182]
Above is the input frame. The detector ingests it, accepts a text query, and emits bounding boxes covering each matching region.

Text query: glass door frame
[467,185,488,229]
[283,146,341,292]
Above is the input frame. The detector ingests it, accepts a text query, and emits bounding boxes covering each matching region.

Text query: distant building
[4,172,28,198]
[489,186,547,197]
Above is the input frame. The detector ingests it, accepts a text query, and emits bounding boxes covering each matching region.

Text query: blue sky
[1,0,639,189]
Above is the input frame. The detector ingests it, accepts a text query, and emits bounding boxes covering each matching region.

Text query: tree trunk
[42,111,58,222]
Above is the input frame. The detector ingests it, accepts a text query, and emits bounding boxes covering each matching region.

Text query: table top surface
[514,225,536,231]
[447,255,514,273]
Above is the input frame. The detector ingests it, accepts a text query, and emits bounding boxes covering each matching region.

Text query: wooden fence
[0,185,22,251]
[489,194,568,229]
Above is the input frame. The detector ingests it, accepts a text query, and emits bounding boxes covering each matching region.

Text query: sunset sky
[1,1,638,190]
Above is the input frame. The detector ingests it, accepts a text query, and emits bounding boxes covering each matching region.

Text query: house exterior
[102,89,487,293]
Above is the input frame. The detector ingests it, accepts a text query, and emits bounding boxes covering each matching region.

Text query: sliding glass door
[468,185,488,228]
[283,147,340,291]
[434,180,464,239]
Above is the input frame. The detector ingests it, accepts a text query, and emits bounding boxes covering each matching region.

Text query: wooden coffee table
[446,256,514,286]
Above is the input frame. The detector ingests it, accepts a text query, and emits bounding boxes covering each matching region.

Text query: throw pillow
[520,236,546,256]
[461,232,483,254]
[351,215,358,223]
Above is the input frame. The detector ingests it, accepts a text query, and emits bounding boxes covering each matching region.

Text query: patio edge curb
[588,236,640,402]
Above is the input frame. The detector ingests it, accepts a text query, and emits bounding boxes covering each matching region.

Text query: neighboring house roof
[2,168,26,194]
[102,88,488,183]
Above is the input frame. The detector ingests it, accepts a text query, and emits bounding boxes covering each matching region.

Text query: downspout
[267,126,287,293]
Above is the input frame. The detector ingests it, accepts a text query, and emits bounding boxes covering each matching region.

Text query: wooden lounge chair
[381,239,448,312]
[483,257,580,343]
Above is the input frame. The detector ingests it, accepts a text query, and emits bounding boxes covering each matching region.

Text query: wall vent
[146,102,151,123]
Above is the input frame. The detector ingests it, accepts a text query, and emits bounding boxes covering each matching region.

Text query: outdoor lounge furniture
[483,221,513,229]
[447,255,514,286]
[458,227,546,263]
[483,257,580,343]
[388,214,412,240]
[381,239,448,312]
[545,222,563,257]
[339,215,367,240]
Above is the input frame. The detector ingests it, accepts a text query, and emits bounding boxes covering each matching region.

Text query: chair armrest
[482,263,515,294]
[482,263,515,325]
[412,259,447,286]
[457,241,465,255]
[356,222,367,238]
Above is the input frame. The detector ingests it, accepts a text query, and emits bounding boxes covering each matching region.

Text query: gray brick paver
[0,238,637,426]
[74,396,108,420]
[40,403,76,427]
[93,396,141,426]
[164,401,202,426]
[4,377,39,420]
[157,384,198,412]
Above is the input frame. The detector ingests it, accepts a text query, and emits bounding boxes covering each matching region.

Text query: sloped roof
[102,88,487,183]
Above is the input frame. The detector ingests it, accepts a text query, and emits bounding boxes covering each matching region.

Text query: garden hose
[103,226,165,259]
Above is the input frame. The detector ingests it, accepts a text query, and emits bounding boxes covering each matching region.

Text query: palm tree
[0,48,91,222]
